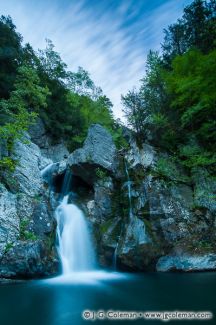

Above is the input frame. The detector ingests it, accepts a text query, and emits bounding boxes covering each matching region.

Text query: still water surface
[0,271,215,325]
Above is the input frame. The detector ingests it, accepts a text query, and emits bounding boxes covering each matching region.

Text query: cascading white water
[41,163,56,186]
[41,164,128,283]
[55,194,95,274]
[55,169,96,275]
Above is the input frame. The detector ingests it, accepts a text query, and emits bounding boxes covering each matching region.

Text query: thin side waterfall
[124,160,147,241]
[55,170,96,274]
[61,169,73,197]
[125,161,133,219]
[113,161,133,269]
[41,163,56,187]
[113,240,119,269]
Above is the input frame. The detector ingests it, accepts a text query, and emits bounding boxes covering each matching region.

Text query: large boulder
[117,216,160,271]
[0,240,58,278]
[156,254,216,272]
[67,124,117,184]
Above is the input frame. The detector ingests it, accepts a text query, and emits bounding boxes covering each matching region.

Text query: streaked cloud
[0,0,192,119]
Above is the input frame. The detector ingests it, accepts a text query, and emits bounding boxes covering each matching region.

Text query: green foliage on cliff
[122,0,216,170]
[0,63,49,169]
[19,219,37,241]
[0,17,124,170]
[33,38,117,150]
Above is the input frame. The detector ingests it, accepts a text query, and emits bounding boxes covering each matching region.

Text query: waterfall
[60,169,72,197]
[55,195,95,273]
[41,163,56,187]
[113,240,119,269]
[55,170,96,274]
[112,161,133,269]
[125,161,133,219]
[124,160,147,243]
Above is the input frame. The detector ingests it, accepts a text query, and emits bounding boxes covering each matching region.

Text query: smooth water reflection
[0,272,215,325]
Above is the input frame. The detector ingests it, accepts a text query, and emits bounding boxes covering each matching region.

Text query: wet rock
[31,201,55,237]
[156,254,216,272]
[0,240,58,278]
[117,216,160,271]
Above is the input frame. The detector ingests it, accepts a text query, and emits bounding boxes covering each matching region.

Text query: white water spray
[41,164,127,283]
[55,194,95,274]
[55,170,96,274]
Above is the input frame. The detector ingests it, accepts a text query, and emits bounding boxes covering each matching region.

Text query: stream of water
[55,195,96,274]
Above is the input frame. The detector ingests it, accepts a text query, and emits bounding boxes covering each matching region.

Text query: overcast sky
[0,0,192,119]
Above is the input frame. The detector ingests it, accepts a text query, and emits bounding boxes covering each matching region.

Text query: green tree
[67,67,103,99]
[165,49,216,147]
[122,89,145,136]
[0,15,23,98]
[38,39,67,81]
[162,0,216,65]
[0,65,49,156]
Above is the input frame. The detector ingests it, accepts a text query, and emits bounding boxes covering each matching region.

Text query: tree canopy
[122,0,216,168]
[0,15,124,167]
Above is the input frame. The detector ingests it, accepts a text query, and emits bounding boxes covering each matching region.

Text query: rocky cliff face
[94,132,216,272]
[0,121,215,279]
[0,121,69,279]
[66,125,216,272]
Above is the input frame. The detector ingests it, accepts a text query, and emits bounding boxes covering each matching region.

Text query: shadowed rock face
[90,130,216,272]
[29,118,69,162]
[0,241,58,279]
[67,124,118,184]
[0,129,60,279]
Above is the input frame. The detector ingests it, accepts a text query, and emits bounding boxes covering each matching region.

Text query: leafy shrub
[19,219,37,241]
[0,157,17,172]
